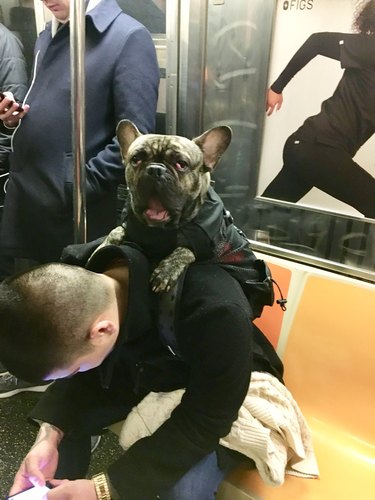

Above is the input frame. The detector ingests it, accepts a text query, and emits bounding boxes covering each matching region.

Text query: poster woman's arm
[266,89,283,116]
[266,32,343,115]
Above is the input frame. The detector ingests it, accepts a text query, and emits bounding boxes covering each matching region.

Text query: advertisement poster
[257,0,375,219]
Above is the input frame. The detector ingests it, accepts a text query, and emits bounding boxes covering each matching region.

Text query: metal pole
[70,0,87,243]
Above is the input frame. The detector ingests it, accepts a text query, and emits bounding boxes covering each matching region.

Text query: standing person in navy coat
[0,0,159,279]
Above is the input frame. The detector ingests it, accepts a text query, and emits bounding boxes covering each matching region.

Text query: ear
[116,120,142,158]
[193,126,232,172]
[89,320,117,344]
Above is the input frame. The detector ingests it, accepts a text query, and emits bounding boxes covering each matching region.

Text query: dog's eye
[130,156,142,167]
[174,161,188,172]
[130,152,146,166]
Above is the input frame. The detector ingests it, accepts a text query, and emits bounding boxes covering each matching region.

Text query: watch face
[7,486,50,500]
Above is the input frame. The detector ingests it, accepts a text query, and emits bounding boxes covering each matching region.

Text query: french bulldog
[99,120,231,291]
[97,120,275,317]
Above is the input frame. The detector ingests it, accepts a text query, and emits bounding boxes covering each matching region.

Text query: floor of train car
[0,392,123,498]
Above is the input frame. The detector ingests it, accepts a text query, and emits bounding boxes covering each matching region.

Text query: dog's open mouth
[143,196,170,224]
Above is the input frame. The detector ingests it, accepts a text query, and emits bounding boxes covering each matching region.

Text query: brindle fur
[98,120,232,292]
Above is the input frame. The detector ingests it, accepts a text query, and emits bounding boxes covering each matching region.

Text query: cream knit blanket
[118,371,319,486]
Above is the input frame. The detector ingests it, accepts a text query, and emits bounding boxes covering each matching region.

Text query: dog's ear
[117,120,142,156]
[193,126,232,172]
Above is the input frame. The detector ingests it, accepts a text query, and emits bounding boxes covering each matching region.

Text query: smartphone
[0,92,24,112]
[6,485,50,500]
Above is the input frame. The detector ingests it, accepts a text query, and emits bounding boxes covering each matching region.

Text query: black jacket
[30,243,283,499]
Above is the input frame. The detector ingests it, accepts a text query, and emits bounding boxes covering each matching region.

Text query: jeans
[162,452,228,500]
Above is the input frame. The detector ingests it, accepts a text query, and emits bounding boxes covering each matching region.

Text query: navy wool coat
[1,0,159,263]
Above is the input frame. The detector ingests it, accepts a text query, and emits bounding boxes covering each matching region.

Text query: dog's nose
[146,163,167,177]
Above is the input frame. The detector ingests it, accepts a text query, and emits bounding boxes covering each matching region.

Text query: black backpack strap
[157,270,187,358]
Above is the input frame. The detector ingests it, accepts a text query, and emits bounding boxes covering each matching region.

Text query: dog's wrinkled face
[125,134,207,227]
[117,120,232,227]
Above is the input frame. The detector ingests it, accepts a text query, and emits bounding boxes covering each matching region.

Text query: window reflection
[116,0,167,136]
[115,0,167,219]
[116,0,166,34]
[241,198,375,275]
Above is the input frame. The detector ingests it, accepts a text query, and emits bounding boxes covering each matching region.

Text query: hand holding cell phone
[0,91,29,127]
[0,92,24,112]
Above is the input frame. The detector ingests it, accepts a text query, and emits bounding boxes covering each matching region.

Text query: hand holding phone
[6,485,50,500]
[0,92,24,112]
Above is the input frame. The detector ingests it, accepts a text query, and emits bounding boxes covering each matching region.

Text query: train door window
[116,0,167,135]
[115,1,168,220]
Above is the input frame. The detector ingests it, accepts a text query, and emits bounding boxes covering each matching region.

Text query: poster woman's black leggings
[262,135,375,218]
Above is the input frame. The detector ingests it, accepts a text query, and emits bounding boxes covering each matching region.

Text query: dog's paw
[105,226,126,245]
[151,247,195,293]
[87,226,126,264]
[151,265,180,293]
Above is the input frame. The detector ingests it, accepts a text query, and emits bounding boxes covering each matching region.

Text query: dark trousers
[262,135,375,218]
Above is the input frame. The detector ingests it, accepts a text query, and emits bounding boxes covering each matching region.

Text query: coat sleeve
[0,29,28,100]
[0,29,28,163]
[84,25,160,197]
[28,367,113,435]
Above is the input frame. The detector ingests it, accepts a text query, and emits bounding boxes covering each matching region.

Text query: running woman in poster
[262,0,375,218]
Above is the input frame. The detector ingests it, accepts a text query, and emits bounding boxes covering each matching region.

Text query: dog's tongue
[145,197,169,222]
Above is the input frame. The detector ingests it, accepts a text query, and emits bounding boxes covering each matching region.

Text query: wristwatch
[92,472,111,500]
